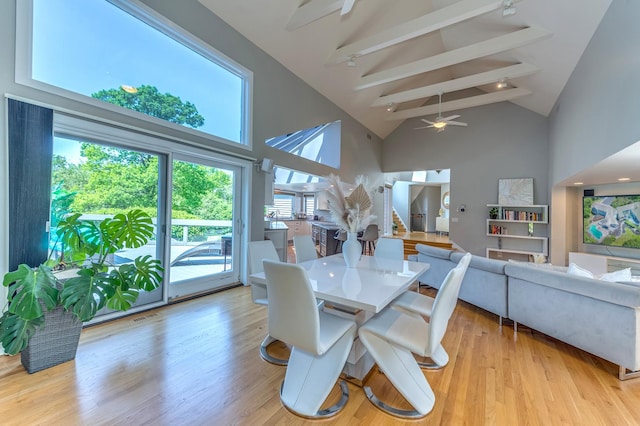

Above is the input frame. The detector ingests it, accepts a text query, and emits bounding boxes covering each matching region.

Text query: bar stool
[360,224,378,255]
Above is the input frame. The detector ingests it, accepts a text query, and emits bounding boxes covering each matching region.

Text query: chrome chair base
[417,359,445,370]
[364,386,426,419]
[281,380,349,419]
[259,335,288,366]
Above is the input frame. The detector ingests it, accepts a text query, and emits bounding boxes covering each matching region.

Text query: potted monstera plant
[0,209,163,373]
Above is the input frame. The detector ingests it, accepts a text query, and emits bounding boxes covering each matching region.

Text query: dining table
[249,253,430,385]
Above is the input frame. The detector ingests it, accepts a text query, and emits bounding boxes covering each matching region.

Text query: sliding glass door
[51,114,248,317]
[51,134,165,310]
[167,155,241,299]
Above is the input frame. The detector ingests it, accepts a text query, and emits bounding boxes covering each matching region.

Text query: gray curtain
[8,99,53,270]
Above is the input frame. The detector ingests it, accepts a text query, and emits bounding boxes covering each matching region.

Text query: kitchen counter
[264,221,288,230]
[311,222,340,230]
[311,223,342,257]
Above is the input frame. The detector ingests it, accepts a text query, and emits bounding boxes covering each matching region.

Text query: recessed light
[618,177,631,181]
[573,182,584,185]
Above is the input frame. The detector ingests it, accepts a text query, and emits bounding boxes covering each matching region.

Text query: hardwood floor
[2,285,640,425]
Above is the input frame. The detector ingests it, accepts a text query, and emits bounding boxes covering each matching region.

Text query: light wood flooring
[2,281,640,425]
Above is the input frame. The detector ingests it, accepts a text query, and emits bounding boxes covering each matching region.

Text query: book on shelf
[500,209,543,221]
[489,225,508,235]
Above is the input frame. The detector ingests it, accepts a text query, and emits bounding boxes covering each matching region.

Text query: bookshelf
[486,204,548,261]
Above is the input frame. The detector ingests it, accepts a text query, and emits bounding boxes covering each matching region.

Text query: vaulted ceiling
[199,0,612,139]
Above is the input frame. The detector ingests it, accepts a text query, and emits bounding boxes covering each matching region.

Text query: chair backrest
[263,259,321,355]
[361,224,379,241]
[427,252,472,351]
[373,237,404,260]
[334,230,347,241]
[293,235,318,263]
[248,240,280,304]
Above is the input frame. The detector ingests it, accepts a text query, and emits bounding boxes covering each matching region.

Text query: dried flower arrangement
[325,174,375,233]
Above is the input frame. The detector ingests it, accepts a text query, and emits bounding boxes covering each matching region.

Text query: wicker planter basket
[21,306,83,374]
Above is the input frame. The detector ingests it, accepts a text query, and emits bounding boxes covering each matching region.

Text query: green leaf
[59,269,115,322]
[5,265,58,321]
[106,209,154,249]
[131,255,163,292]
[106,287,139,311]
[0,311,44,355]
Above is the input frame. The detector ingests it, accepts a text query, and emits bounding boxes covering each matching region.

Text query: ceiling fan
[341,0,356,15]
[414,92,468,132]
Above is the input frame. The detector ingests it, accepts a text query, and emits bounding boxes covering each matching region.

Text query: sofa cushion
[451,252,506,274]
[415,243,455,260]
[567,262,595,278]
[599,268,632,282]
[505,263,640,308]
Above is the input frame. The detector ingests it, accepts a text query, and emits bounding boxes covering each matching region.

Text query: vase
[343,232,361,268]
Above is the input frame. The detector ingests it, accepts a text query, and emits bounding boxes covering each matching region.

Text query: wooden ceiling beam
[286,0,345,31]
[356,27,552,90]
[327,0,512,65]
[372,62,539,106]
[386,88,532,120]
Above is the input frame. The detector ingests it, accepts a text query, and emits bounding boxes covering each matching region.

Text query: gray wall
[549,0,640,186]
[549,0,640,262]
[384,101,549,255]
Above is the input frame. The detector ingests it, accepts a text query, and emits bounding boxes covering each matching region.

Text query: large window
[266,121,341,168]
[17,0,252,146]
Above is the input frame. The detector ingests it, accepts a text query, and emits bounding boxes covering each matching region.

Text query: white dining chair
[358,258,469,418]
[262,260,356,418]
[293,235,318,263]
[373,237,404,260]
[390,253,472,354]
[248,240,289,366]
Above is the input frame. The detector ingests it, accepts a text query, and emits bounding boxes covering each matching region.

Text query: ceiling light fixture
[386,102,396,112]
[502,0,516,17]
[618,177,631,181]
[121,85,138,94]
[497,78,508,89]
[574,182,584,186]
[346,55,357,67]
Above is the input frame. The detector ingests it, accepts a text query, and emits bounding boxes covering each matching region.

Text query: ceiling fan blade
[341,0,356,15]
[447,121,468,127]
[414,125,434,130]
[421,119,436,125]
[440,115,460,122]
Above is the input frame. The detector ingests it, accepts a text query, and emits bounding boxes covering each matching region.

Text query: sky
[32,0,244,143]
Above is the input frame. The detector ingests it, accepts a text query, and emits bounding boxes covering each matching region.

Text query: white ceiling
[198,0,640,188]
[199,0,612,140]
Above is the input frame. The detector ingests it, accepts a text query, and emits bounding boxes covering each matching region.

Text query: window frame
[15,0,254,150]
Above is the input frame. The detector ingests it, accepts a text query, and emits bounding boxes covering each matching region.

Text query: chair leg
[260,334,289,366]
[417,343,449,370]
[279,326,355,418]
[359,328,435,418]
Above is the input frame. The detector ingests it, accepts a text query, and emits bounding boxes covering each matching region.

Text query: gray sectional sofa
[411,243,640,379]
[412,244,509,323]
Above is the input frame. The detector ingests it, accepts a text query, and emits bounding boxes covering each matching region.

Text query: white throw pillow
[598,268,632,282]
[567,263,594,279]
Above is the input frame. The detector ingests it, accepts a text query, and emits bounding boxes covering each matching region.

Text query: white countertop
[264,221,288,230]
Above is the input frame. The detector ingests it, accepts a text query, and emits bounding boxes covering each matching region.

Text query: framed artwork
[498,178,534,205]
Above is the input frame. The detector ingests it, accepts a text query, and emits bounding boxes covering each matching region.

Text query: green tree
[91,84,205,128]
